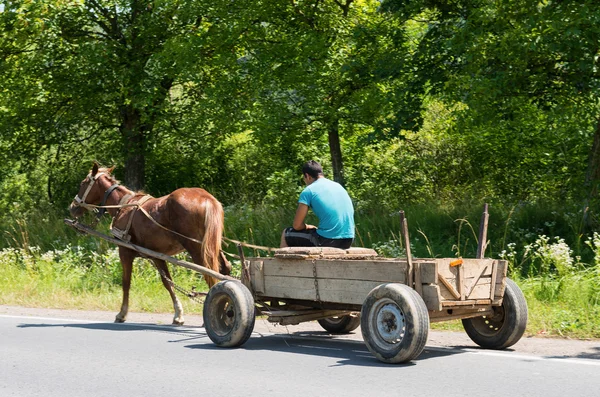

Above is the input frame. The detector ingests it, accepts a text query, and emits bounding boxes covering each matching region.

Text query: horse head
[69,162,116,218]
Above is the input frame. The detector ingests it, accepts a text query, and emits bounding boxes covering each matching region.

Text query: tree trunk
[585,118,600,198]
[327,118,345,186]
[120,105,147,191]
[583,117,600,228]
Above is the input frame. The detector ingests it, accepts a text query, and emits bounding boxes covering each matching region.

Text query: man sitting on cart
[280,160,354,249]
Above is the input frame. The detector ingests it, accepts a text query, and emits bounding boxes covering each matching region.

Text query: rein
[74,176,276,253]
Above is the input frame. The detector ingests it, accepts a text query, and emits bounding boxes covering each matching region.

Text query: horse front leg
[152,259,185,325]
[115,248,135,323]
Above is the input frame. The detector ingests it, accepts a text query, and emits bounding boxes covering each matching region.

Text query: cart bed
[248,247,507,313]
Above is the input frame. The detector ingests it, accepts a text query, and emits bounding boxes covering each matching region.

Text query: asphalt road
[1,306,599,397]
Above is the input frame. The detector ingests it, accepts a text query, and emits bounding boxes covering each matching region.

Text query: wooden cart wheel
[203,280,255,348]
[360,283,429,364]
[462,278,528,349]
[318,314,361,334]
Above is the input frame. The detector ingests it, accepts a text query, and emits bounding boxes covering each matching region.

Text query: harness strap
[111,198,275,252]
[137,205,205,245]
[77,183,276,252]
[223,236,275,252]
[73,172,107,207]
[118,194,135,206]
[111,195,152,242]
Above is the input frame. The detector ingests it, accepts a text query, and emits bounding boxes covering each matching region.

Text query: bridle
[72,172,120,217]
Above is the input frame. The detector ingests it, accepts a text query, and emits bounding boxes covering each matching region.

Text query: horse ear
[92,162,99,176]
[107,166,116,174]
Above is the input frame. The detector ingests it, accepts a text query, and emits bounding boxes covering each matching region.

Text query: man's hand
[292,203,310,230]
[304,224,317,230]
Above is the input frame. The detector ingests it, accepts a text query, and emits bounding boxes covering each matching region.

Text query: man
[280,160,354,249]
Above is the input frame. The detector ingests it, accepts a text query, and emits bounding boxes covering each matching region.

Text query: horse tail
[202,197,224,288]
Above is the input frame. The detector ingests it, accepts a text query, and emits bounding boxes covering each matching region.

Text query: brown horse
[69,162,231,325]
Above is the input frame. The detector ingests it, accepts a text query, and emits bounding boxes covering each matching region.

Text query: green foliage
[0,244,208,312]
[2,0,600,337]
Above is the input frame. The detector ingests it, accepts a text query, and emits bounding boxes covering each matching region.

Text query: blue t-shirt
[298,178,355,239]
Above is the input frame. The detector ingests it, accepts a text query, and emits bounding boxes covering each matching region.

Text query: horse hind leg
[116,248,135,323]
[153,259,185,325]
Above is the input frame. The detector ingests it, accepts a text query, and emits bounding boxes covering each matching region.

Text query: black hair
[302,160,323,179]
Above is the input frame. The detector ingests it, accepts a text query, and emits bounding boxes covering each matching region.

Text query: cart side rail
[248,256,507,312]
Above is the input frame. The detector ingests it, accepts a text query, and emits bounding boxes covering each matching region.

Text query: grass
[0,246,211,316]
[0,202,599,339]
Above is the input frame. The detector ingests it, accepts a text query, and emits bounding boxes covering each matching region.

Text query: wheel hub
[376,303,405,343]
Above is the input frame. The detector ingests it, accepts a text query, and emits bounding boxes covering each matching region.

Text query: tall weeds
[1,202,599,337]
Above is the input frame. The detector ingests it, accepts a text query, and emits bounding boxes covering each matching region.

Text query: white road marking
[424,346,600,367]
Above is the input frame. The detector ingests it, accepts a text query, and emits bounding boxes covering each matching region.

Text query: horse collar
[97,183,120,218]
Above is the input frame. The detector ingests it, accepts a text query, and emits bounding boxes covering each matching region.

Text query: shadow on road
[186,331,467,367]
[17,321,212,342]
[17,321,466,366]
[19,320,598,365]
[546,346,600,361]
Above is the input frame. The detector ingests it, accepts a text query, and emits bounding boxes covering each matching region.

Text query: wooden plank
[399,211,414,289]
[261,275,316,301]
[421,284,442,311]
[441,299,492,307]
[440,278,494,300]
[250,261,265,294]
[458,264,465,300]
[268,310,353,325]
[262,258,408,283]
[438,274,461,299]
[489,260,498,299]
[436,258,495,280]
[311,278,385,305]
[263,309,349,317]
[476,203,489,258]
[494,260,508,299]
[430,307,494,322]
[419,261,438,284]
[466,265,488,299]
[64,219,237,282]
[274,247,378,259]
[414,262,423,296]
[259,275,384,305]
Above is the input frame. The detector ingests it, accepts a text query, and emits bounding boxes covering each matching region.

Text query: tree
[383,0,600,207]
[0,0,249,192]
[239,0,424,186]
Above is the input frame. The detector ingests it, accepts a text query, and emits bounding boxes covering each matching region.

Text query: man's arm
[292,203,316,230]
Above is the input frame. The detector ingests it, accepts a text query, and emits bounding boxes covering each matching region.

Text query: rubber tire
[203,280,255,348]
[318,315,361,334]
[462,278,528,349]
[360,283,430,364]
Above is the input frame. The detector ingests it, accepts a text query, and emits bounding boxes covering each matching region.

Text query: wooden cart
[203,246,528,364]
[65,208,528,364]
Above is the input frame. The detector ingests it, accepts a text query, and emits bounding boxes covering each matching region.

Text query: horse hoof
[172,319,185,326]
[115,317,126,323]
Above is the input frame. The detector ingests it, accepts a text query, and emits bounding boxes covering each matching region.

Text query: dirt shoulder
[1,305,598,360]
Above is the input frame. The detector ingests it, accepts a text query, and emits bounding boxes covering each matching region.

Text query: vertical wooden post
[399,211,414,289]
[457,265,465,300]
[476,203,489,259]
[238,243,250,287]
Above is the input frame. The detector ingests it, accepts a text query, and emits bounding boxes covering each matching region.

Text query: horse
[69,162,231,325]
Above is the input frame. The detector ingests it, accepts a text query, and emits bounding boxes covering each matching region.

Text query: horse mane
[96,167,151,197]
[94,166,120,184]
